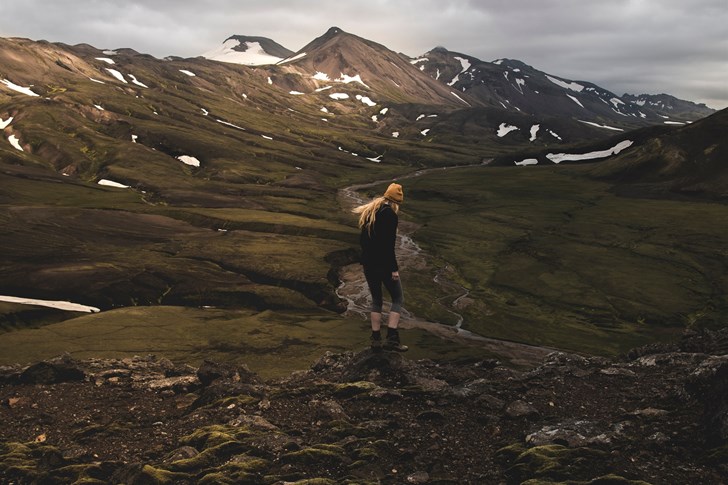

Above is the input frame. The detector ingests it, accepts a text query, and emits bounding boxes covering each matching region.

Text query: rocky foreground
[1,330,727,485]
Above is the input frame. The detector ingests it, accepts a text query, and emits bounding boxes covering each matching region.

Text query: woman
[353,182,408,352]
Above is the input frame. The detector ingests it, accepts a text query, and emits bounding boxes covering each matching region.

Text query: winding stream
[337,165,555,367]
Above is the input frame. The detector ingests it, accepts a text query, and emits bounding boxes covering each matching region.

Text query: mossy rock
[179,424,252,449]
[197,456,269,485]
[332,381,379,398]
[501,444,608,482]
[352,445,380,463]
[520,475,653,485]
[165,441,249,472]
[284,479,338,485]
[323,419,379,440]
[281,443,348,466]
[0,441,72,482]
[587,475,653,485]
[132,464,192,484]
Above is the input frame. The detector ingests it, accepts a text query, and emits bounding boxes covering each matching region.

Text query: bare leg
[387,311,400,329]
[370,311,382,332]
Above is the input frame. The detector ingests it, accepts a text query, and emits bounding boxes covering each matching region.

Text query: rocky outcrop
[1,329,727,484]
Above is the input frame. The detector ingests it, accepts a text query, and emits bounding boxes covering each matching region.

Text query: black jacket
[360,204,399,272]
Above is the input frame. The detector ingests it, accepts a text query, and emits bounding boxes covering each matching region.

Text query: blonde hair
[353,196,400,234]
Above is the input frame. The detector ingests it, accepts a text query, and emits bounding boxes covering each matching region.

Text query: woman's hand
[392,271,400,281]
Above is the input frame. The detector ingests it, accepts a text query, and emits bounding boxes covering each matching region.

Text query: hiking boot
[370,334,383,352]
[384,329,408,352]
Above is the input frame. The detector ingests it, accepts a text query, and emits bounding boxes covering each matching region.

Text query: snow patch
[329,93,349,100]
[261,135,273,140]
[105,69,127,83]
[94,104,104,110]
[1,79,40,96]
[529,124,540,142]
[95,57,115,65]
[98,179,129,188]
[664,121,686,125]
[8,135,23,151]
[392,132,400,138]
[177,155,200,167]
[336,73,369,88]
[410,57,428,64]
[205,40,284,65]
[313,72,330,81]
[379,107,389,115]
[0,295,100,313]
[497,123,519,137]
[89,78,105,84]
[450,91,470,106]
[356,94,376,107]
[0,116,12,129]
[278,52,307,64]
[289,91,305,95]
[421,129,430,136]
[128,74,148,88]
[579,120,623,131]
[448,56,471,86]
[546,75,584,92]
[217,119,246,131]
[131,134,138,143]
[566,94,584,108]
[201,108,209,116]
[315,86,332,92]
[515,159,539,166]
[366,155,382,163]
[548,129,562,140]
[179,69,196,77]
[546,140,633,164]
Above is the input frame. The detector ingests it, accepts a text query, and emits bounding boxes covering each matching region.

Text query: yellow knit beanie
[384,183,404,203]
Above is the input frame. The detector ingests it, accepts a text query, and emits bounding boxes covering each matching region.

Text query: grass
[2,39,724,372]
[0,306,497,378]
[401,164,728,355]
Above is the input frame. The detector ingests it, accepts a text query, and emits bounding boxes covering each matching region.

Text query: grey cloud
[1,0,726,108]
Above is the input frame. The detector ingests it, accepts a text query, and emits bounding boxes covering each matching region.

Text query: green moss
[135,464,192,484]
[195,457,270,484]
[180,425,241,449]
[502,444,608,482]
[284,479,338,485]
[167,440,250,472]
[587,475,653,485]
[281,444,348,466]
[333,381,379,398]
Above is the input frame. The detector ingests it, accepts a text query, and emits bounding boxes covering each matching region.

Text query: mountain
[273,27,472,108]
[202,35,294,65]
[2,27,726,367]
[413,47,713,129]
[585,107,728,198]
[622,92,715,121]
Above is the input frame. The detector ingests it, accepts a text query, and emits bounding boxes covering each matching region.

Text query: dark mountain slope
[585,108,728,198]
[414,47,714,129]
[225,35,294,59]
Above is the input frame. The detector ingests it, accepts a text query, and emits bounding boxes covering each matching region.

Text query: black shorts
[363,267,404,313]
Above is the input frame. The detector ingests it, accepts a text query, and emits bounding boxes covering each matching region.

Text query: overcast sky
[1,0,726,109]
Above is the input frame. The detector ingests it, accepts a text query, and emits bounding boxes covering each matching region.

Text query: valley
[1,28,726,377]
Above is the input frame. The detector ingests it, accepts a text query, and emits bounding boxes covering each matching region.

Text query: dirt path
[337,165,555,367]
